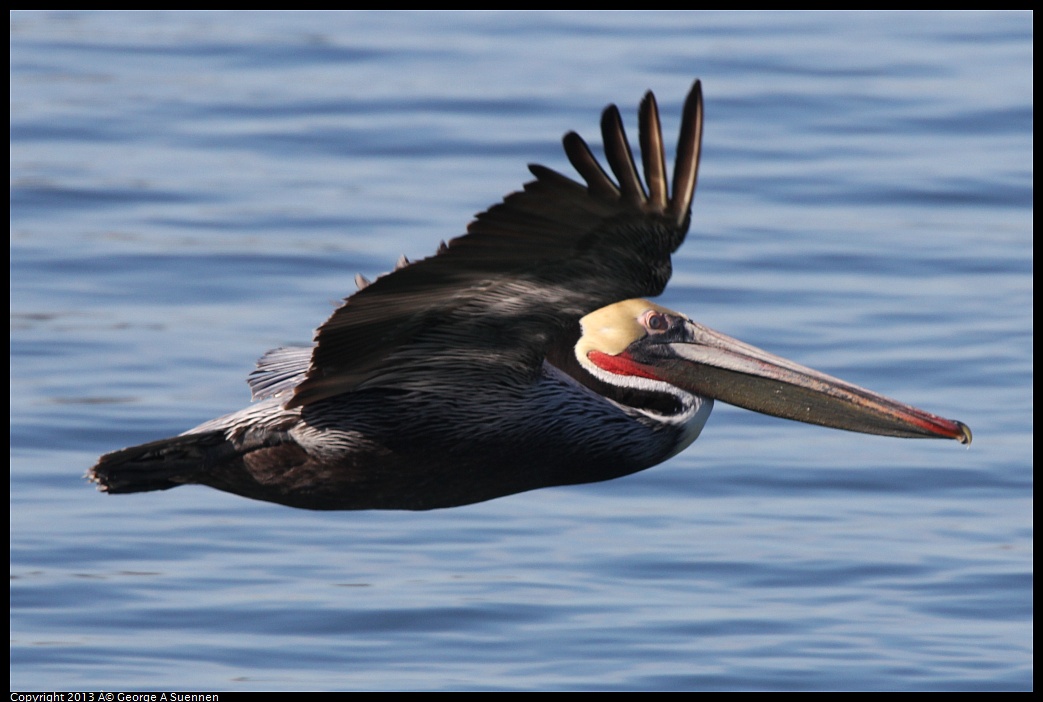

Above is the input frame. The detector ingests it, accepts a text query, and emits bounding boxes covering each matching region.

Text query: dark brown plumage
[89,82,708,509]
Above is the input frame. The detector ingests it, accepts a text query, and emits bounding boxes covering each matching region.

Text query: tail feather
[87,431,233,494]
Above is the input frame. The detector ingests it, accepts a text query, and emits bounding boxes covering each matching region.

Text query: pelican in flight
[88,80,970,510]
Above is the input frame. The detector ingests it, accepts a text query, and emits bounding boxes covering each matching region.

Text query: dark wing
[284,80,704,409]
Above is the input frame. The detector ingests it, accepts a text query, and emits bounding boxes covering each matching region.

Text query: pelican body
[88,81,970,511]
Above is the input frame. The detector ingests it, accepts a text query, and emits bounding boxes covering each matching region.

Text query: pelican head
[576,299,972,444]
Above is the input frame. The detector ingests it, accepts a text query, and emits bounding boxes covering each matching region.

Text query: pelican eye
[643,310,669,333]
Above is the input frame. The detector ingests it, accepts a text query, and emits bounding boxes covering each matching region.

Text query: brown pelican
[88,80,971,511]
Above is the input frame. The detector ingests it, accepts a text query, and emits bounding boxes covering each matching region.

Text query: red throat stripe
[587,350,662,381]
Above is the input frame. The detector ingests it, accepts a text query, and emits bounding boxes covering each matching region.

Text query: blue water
[10,10,1032,691]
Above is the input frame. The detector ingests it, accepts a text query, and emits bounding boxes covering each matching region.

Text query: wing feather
[285,80,704,409]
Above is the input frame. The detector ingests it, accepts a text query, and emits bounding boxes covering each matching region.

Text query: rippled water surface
[10,10,1032,691]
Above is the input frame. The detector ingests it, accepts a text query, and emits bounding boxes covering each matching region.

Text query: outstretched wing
[284,80,704,409]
